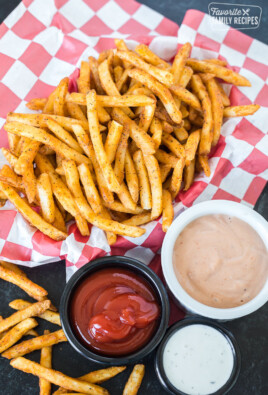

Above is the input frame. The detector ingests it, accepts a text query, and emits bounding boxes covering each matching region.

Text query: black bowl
[60,255,170,364]
[155,317,241,395]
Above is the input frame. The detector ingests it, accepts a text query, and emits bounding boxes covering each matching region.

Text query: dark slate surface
[0,0,267,394]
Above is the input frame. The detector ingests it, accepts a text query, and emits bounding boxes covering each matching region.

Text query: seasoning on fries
[123,364,145,395]
[0,39,259,240]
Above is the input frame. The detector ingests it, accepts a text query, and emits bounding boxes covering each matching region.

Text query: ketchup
[70,268,160,356]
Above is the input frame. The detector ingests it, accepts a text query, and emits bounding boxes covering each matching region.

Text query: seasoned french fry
[117,50,174,86]
[171,42,192,83]
[125,149,139,204]
[170,157,185,199]
[123,364,145,395]
[7,132,21,156]
[49,172,79,218]
[143,154,162,219]
[114,126,129,184]
[100,206,117,246]
[160,164,172,183]
[10,357,109,395]
[206,78,224,147]
[128,68,182,124]
[26,98,47,111]
[1,148,19,168]
[173,126,188,142]
[43,89,56,114]
[104,120,123,163]
[0,300,50,334]
[184,158,196,191]
[135,44,170,69]
[4,122,90,165]
[40,330,52,395]
[2,329,66,359]
[0,261,26,277]
[187,59,251,86]
[77,61,90,94]
[133,150,152,210]
[0,318,38,354]
[112,108,155,155]
[138,97,156,133]
[204,58,227,66]
[198,155,211,177]
[23,165,37,204]
[185,129,201,166]
[162,190,174,232]
[0,165,24,190]
[54,78,69,116]
[114,65,124,82]
[150,117,162,150]
[170,85,201,110]
[53,205,67,233]
[9,299,61,326]
[88,56,105,95]
[223,104,260,117]
[191,74,213,155]
[155,149,178,168]
[46,118,83,153]
[78,163,102,214]
[37,173,55,224]
[122,212,152,226]
[117,182,137,211]
[162,132,185,158]
[162,120,173,134]
[66,101,88,124]
[14,138,40,175]
[116,68,130,92]
[87,90,121,193]
[102,200,143,215]
[215,81,230,107]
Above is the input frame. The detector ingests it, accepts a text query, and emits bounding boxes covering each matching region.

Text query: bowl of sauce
[161,200,268,320]
[155,318,241,395]
[60,256,169,363]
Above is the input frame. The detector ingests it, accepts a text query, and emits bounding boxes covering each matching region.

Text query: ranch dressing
[163,324,234,395]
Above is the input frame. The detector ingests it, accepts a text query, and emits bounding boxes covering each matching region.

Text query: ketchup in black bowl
[70,267,160,356]
[60,256,170,364]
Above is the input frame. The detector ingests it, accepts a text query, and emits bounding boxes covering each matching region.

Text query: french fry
[117,50,174,86]
[0,264,48,301]
[150,117,162,150]
[184,158,196,191]
[49,172,79,218]
[133,150,152,210]
[2,329,66,359]
[100,206,117,246]
[40,330,52,395]
[75,214,90,236]
[0,300,50,334]
[66,101,88,123]
[215,81,230,107]
[170,157,185,199]
[128,68,182,124]
[10,357,109,395]
[54,78,69,116]
[116,68,130,92]
[87,90,121,193]
[112,108,155,155]
[171,42,192,83]
[78,163,102,214]
[160,164,172,183]
[162,132,185,158]
[1,148,19,168]
[7,132,21,156]
[77,61,90,94]
[185,129,201,166]
[155,149,178,168]
[187,59,251,86]
[0,182,67,240]
[0,165,24,190]
[114,65,124,82]
[206,78,224,147]
[138,97,156,133]
[123,364,145,395]
[46,118,83,153]
[191,74,213,155]
[198,155,211,177]
[125,149,139,204]
[0,318,38,354]
[23,165,37,204]
[170,85,201,110]
[162,189,174,232]
[143,154,162,219]
[223,104,260,117]
[117,182,137,211]
[53,205,67,233]
[37,173,55,224]
[43,89,56,114]
[4,122,90,165]
[9,299,61,326]
[104,120,123,163]
[102,200,143,215]
[0,261,26,277]
[204,58,227,66]
[173,126,188,142]
[88,56,105,95]
[27,98,47,111]
[54,366,126,394]
[122,212,152,226]
[114,126,129,184]
[14,138,40,175]
[135,44,170,69]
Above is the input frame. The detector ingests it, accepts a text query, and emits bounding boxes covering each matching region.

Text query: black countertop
[0,0,267,394]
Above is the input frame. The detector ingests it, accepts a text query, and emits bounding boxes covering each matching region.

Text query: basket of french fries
[0,39,260,260]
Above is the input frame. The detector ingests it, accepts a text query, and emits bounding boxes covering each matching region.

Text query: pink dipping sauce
[173,214,268,308]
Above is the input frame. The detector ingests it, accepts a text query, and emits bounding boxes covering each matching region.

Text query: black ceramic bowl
[60,256,170,364]
[155,317,241,395]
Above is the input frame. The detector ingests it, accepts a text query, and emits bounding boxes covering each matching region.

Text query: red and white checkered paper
[0,0,267,307]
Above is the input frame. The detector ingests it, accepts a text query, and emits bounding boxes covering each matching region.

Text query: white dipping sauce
[163,324,234,395]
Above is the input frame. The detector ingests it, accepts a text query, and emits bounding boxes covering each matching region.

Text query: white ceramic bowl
[161,200,268,320]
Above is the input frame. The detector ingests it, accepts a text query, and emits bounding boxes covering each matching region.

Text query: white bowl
[161,200,268,320]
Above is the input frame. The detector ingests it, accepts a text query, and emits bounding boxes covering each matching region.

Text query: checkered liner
[0,1,267,288]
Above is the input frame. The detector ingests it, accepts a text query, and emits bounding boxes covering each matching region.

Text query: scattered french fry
[123,364,145,395]
[9,299,61,326]
[39,330,52,395]
[0,318,38,353]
